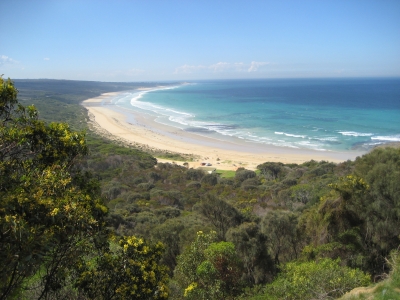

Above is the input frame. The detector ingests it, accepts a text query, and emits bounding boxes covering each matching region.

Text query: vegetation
[339,248,400,299]
[2,77,399,299]
[249,258,370,300]
[175,231,243,299]
[75,236,169,299]
[0,77,169,299]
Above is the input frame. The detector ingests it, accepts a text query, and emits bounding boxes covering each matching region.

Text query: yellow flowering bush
[329,175,369,201]
[75,235,169,299]
[184,282,197,297]
[0,77,108,298]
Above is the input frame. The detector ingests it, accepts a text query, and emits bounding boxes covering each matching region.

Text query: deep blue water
[113,78,400,152]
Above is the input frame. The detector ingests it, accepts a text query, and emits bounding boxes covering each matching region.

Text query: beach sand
[82,92,365,171]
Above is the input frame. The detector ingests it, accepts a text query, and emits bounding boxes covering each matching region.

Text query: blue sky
[1,0,399,81]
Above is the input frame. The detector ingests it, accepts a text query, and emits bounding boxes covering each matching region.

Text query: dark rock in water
[206,124,238,130]
[351,141,375,151]
[185,127,213,133]
[185,124,238,134]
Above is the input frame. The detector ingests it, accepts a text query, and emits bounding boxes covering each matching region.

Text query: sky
[1,0,399,82]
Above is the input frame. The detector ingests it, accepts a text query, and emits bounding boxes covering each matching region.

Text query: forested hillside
[2,78,399,299]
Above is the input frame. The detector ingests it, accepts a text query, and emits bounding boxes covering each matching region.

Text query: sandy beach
[82,91,365,171]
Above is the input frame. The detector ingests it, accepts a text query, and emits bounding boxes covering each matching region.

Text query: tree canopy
[0,77,169,299]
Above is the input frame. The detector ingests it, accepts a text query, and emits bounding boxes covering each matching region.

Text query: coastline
[82,91,366,171]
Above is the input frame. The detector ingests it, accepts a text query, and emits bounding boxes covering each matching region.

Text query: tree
[75,236,169,299]
[151,218,185,274]
[201,173,218,186]
[1,77,109,298]
[298,176,367,270]
[174,231,218,297]
[300,149,400,275]
[186,168,204,181]
[257,162,284,180]
[261,211,302,266]
[235,169,256,183]
[174,231,243,299]
[226,222,275,285]
[352,148,400,260]
[0,77,169,299]
[289,183,314,205]
[195,195,243,240]
[195,241,243,299]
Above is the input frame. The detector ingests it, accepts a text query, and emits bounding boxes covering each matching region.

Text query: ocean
[112,78,400,153]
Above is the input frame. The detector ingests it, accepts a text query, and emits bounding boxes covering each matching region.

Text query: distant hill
[13,78,178,104]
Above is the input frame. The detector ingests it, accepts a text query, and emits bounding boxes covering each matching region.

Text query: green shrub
[186,181,201,189]
[263,258,371,300]
[235,169,256,183]
[201,174,218,186]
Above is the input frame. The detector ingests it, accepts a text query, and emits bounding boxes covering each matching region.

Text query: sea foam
[275,132,307,139]
[371,135,400,142]
[338,131,374,137]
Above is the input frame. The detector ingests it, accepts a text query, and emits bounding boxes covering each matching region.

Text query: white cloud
[248,61,269,72]
[44,57,50,61]
[173,64,208,74]
[209,62,231,72]
[0,55,18,65]
[174,61,269,74]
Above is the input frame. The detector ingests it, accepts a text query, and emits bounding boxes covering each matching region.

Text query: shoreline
[82,91,366,171]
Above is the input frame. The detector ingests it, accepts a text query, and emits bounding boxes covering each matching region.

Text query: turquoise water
[113,78,400,152]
